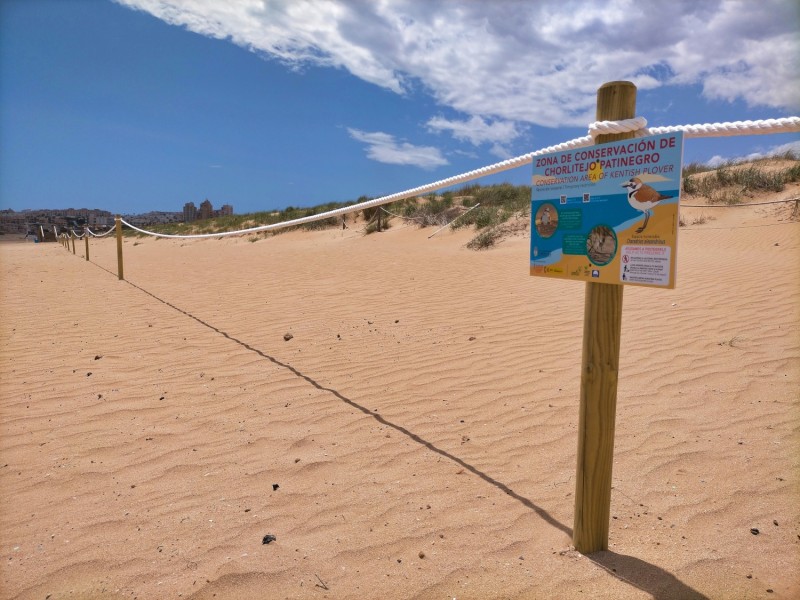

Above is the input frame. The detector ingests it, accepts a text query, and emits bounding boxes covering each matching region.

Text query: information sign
[530,132,684,288]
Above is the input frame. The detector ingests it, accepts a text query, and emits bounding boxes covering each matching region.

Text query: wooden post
[573,81,636,554]
[71,235,76,254]
[85,235,90,261]
[115,215,124,281]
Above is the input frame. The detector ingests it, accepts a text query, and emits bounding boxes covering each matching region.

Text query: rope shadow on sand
[92,263,707,599]
[112,273,571,537]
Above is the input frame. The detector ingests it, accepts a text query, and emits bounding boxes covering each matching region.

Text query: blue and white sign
[530,132,684,288]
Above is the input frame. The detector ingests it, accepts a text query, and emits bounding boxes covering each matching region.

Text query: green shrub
[466,227,502,250]
[364,218,391,234]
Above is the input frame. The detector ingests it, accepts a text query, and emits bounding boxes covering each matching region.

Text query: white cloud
[116,0,800,128]
[347,128,448,168]
[706,139,800,166]
[427,115,521,158]
[427,115,519,144]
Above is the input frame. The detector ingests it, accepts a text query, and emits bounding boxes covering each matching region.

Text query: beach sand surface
[1,200,798,599]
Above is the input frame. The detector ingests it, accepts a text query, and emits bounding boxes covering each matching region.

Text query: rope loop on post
[588,117,648,139]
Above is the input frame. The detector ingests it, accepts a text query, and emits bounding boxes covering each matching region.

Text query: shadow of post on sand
[587,550,710,600]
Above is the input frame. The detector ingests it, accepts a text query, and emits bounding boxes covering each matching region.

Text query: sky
[1,0,799,216]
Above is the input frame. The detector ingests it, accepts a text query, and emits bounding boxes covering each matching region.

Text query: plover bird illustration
[621,177,672,233]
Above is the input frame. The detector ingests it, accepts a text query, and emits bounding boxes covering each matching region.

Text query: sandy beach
[1,197,798,599]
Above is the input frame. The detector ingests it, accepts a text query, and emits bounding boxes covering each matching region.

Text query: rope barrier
[380,206,425,223]
[85,225,116,237]
[645,117,800,138]
[108,117,797,240]
[681,198,799,208]
[428,203,482,239]
[587,116,800,139]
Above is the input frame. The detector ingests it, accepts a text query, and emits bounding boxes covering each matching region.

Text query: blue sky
[1,0,798,216]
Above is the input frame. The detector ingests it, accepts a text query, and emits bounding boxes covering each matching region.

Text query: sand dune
[1,197,798,599]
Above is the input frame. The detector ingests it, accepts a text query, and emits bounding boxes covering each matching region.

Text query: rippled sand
[1,199,798,599]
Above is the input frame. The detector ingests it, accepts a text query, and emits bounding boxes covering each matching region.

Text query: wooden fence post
[115,215,124,281]
[71,235,76,254]
[85,235,90,261]
[573,80,637,554]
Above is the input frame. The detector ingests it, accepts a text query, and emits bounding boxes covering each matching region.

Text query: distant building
[0,208,112,234]
[181,200,233,222]
[199,199,213,220]
[183,202,197,222]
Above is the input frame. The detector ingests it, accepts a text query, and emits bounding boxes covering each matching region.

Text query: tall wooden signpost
[530,81,684,553]
[574,81,635,553]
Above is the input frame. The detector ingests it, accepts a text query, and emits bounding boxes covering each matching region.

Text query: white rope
[121,218,252,238]
[115,117,797,239]
[682,198,799,208]
[118,138,594,239]
[86,225,116,237]
[587,117,649,138]
[586,116,800,139]
[645,117,800,138]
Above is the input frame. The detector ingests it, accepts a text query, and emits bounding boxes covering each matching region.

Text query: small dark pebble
[773,520,778,526]
[468,336,476,341]
[94,355,102,360]
[272,484,280,491]
[767,589,773,593]
[244,508,251,513]
[262,534,277,545]
[746,574,753,579]
[86,372,92,377]
[283,333,293,341]
[750,528,760,535]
